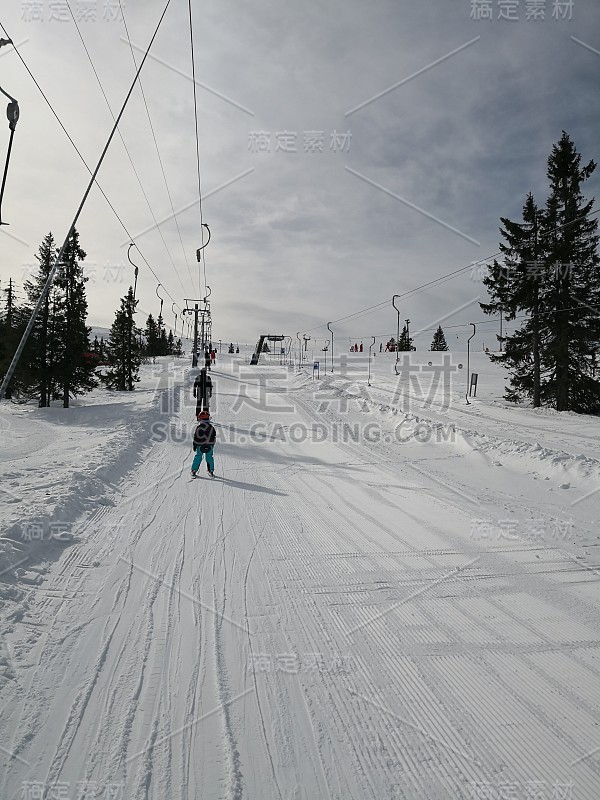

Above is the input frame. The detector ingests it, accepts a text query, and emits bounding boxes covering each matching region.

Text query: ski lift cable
[118,0,196,296]
[0,18,180,307]
[63,0,191,298]
[328,262,600,338]
[188,0,207,298]
[0,0,175,401]
[348,301,600,340]
[130,243,177,307]
[302,208,600,334]
[0,46,19,226]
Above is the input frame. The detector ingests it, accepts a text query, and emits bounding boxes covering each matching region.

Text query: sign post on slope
[469,373,478,397]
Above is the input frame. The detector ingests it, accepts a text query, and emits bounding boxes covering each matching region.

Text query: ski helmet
[197,410,210,420]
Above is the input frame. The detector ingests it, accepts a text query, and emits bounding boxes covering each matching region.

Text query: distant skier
[359,342,363,353]
[210,349,216,365]
[193,367,212,416]
[379,342,383,353]
[204,350,211,370]
[191,410,216,477]
[235,346,239,354]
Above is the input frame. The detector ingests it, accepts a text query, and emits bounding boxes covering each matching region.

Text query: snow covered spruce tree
[430,325,449,351]
[481,133,600,413]
[481,193,547,406]
[53,228,98,407]
[20,230,97,407]
[156,312,169,356]
[103,287,142,391]
[0,278,29,399]
[542,133,600,412]
[144,313,159,360]
[23,232,64,406]
[397,324,413,351]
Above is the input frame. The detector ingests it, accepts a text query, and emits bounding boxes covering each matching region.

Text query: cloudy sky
[0,0,598,350]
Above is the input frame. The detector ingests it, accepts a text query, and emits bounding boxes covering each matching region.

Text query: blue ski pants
[192,446,214,472]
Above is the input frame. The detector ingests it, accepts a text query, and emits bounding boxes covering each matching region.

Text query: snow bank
[0,359,186,611]
[301,351,600,494]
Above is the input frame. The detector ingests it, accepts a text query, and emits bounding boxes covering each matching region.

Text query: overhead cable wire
[119,0,197,296]
[64,0,190,298]
[0,0,174,399]
[303,208,600,334]
[346,301,600,341]
[0,15,180,308]
[188,0,207,297]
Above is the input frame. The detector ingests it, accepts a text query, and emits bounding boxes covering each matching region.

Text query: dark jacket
[193,371,212,399]
[193,420,216,452]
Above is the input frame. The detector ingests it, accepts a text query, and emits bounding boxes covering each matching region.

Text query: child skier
[191,410,216,477]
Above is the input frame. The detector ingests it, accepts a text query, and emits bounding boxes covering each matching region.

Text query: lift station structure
[250,335,286,365]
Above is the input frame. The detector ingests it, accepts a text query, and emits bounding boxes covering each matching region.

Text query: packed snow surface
[1,349,599,799]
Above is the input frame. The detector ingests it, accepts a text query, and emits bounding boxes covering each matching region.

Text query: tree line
[0,229,183,406]
[3,132,598,416]
[384,325,449,352]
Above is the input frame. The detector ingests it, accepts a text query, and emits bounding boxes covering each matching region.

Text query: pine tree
[23,233,60,406]
[103,287,142,391]
[157,313,168,357]
[2,279,15,327]
[167,329,174,356]
[173,338,183,358]
[481,194,547,406]
[541,133,600,412]
[481,133,600,413]
[430,325,449,351]
[53,228,97,407]
[144,314,159,359]
[397,324,413,351]
[0,279,15,399]
[161,330,168,357]
[0,278,29,399]
[46,293,61,403]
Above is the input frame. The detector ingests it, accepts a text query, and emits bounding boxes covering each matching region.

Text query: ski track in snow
[1,353,600,799]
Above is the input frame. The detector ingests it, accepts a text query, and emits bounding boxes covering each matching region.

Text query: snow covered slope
[1,350,599,799]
